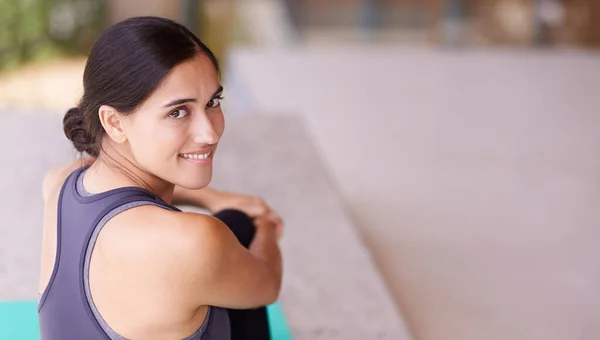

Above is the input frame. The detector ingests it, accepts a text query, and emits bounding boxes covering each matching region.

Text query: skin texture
[38,55,283,339]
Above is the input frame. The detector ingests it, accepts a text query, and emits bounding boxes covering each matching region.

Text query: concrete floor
[225,47,600,340]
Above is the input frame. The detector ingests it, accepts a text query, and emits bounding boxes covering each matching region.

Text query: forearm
[249,227,283,289]
[172,186,220,210]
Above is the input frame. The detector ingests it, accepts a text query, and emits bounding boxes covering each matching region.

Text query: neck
[87,141,175,203]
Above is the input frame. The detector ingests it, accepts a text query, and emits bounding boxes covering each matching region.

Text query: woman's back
[38,164,230,339]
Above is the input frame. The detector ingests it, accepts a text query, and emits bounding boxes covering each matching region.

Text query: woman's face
[122,54,224,190]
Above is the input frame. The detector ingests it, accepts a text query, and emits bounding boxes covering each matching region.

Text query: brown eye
[207,96,223,108]
[169,108,188,119]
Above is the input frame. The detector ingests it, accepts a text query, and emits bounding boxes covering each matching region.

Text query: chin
[179,177,212,190]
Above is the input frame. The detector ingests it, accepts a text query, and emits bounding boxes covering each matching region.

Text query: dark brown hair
[63,16,219,157]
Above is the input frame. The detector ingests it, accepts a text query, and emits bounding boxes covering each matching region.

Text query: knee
[214,209,253,226]
[213,209,255,247]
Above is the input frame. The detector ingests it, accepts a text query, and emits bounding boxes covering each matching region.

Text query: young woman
[37,16,283,340]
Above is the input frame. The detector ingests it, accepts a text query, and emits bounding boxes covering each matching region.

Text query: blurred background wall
[1,1,599,340]
[3,0,600,109]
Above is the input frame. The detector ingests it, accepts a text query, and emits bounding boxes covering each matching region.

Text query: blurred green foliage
[0,0,107,71]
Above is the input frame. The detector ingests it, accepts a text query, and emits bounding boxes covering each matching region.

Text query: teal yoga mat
[0,300,292,339]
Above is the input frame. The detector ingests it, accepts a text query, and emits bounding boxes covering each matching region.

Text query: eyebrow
[162,85,224,108]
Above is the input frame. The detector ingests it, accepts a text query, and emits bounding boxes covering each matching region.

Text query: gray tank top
[38,165,230,339]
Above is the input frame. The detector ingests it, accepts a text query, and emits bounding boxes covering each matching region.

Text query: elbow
[255,267,281,307]
[268,280,282,305]
[264,269,282,305]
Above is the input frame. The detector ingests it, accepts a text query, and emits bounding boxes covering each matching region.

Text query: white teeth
[181,151,211,160]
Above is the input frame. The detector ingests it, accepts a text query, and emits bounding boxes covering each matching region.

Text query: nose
[191,111,219,145]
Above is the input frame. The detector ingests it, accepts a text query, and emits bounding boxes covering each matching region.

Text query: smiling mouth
[179,151,212,160]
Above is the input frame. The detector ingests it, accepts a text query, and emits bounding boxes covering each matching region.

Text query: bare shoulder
[109,205,226,249]
[101,204,224,254]
[98,205,232,306]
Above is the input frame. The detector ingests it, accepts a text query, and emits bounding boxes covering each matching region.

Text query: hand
[253,215,283,241]
[206,191,284,239]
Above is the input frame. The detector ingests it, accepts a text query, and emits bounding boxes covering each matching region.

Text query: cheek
[128,122,183,162]
[213,112,225,136]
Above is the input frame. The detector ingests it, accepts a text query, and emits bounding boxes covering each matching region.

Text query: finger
[275,220,284,239]
[267,210,281,227]
[253,214,281,237]
[252,216,270,229]
[243,200,269,218]
[267,211,284,238]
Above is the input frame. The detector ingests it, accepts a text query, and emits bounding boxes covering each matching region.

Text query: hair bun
[63,107,93,154]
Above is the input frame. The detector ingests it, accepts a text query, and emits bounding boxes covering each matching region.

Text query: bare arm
[172,185,221,210]
[184,213,282,309]
[158,211,283,309]
[174,186,284,236]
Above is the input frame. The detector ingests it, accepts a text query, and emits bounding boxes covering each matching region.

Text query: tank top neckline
[73,165,162,204]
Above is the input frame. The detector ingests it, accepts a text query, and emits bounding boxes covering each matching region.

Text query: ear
[98,105,127,144]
